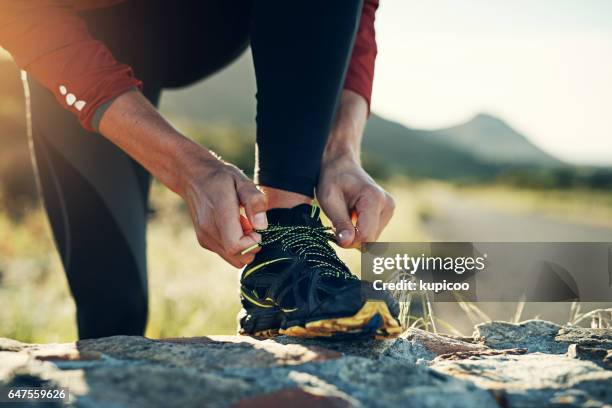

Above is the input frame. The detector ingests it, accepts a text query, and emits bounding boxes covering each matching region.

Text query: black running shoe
[238,204,401,339]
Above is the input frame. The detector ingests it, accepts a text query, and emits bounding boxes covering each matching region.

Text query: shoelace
[247,224,357,280]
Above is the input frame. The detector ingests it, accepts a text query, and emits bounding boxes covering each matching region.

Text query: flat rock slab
[475,320,612,356]
[1,320,610,407]
[433,352,612,408]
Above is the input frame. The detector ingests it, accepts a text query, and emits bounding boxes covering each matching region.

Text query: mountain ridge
[428,113,562,166]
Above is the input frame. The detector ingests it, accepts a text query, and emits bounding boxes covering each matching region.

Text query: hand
[316,90,394,248]
[177,146,269,267]
[317,154,395,248]
[98,91,268,268]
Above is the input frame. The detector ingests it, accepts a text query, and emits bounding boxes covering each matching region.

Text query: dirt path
[404,188,612,335]
[422,189,612,241]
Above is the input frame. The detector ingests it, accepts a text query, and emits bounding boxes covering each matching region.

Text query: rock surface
[1,320,611,407]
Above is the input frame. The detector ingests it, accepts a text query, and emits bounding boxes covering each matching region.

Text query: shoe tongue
[266,204,321,227]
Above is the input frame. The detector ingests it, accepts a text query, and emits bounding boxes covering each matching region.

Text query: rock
[403,328,488,356]
[475,319,565,353]
[556,326,612,350]
[232,388,353,408]
[274,330,437,364]
[432,352,612,408]
[0,321,610,408]
[0,335,494,408]
[432,348,528,363]
[475,320,612,355]
[567,344,612,369]
[0,338,28,352]
[76,335,342,369]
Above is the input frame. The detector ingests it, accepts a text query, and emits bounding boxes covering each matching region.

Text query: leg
[163,0,252,89]
[250,0,364,201]
[27,79,154,339]
[25,0,165,339]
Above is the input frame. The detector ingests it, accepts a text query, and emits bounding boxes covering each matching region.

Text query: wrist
[172,139,221,195]
[323,139,360,164]
[323,90,368,164]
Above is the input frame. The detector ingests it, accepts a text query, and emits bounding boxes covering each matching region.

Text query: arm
[1,1,268,267]
[0,0,140,131]
[319,1,395,247]
[343,0,379,109]
[98,92,267,267]
[317,90,395,248]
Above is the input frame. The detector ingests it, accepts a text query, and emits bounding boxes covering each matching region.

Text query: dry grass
[2,179,611,342]
[0,178,426,343]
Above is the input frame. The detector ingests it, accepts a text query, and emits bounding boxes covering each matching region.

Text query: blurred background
[1,0,611,342]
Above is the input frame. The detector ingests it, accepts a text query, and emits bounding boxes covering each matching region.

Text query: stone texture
[1,320,610,407]
[475,320,612,355]
[232,388,352,408]
[474,319,566,353]
[567,344,612,369]
[432,352,612,408]
[555,326,612,350]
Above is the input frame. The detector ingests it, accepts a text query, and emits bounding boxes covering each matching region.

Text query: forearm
[98,91,215,194]
[323,90,369,163]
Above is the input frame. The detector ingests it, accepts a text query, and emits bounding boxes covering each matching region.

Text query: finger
[220,252,256,269]
[216,233,261,268]
[322,190,355,247]
[379,193,396,232]
[240,231,262,256]
[215,190,252,255]
[233,234,261,261]
[355,192,386,244]
[200,238,246,268]
[236,181,268,230]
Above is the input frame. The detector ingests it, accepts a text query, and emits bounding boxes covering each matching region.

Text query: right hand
[97,90,267,268]
[176,146,268,268]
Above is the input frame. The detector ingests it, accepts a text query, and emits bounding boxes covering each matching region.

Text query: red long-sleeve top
[0,0,378,131]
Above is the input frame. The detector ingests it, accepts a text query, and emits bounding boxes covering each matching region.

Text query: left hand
[316,90,395,248]
[317,154,395,248]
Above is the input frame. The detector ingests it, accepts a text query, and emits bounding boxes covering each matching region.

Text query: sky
[372,0,612,165]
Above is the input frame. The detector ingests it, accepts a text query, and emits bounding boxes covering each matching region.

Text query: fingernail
[252,212,268,230]
[250,232,262,243]
[338,230,352,242]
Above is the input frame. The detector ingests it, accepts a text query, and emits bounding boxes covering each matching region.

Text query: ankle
[260,186,312,210]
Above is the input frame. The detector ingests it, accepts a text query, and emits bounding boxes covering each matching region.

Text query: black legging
[25,0,363,339]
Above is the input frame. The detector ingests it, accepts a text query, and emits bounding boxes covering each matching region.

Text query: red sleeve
[343,0,378,109]
[0,1,142,131]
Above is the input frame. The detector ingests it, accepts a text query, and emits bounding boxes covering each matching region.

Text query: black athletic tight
[25,0,363,339]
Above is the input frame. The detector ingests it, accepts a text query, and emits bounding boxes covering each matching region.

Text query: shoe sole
[279,300,402,340]
[238,305,283,338]
[240,328,280,338]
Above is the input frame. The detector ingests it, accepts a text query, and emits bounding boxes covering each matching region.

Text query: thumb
[323,192,355,248]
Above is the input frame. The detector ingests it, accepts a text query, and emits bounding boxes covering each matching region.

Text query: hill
[429,113,562,167]
[0,55,568,188]
[363,114,500,180]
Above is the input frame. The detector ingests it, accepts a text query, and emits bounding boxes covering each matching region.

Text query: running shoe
[238,204,401,339]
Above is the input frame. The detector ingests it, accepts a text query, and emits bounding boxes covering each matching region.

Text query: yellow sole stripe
[279,301,402,339]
